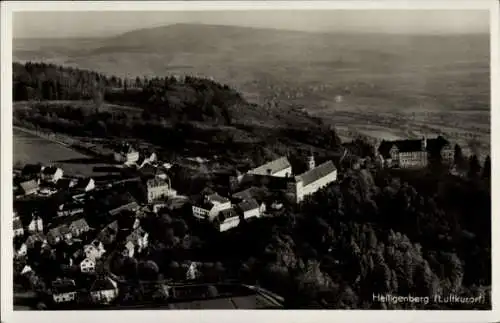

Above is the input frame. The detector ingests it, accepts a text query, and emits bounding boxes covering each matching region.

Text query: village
[12,134,460,309]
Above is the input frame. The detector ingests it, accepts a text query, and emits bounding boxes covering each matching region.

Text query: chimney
[266,169,272,175]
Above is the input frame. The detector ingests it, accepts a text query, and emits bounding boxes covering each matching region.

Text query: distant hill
[13,23,490,111]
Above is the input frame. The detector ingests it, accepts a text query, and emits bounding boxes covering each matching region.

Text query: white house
[16,243,28,258]
[28,215,43,233]
[216,208,241,232]
[236,198,260,220]
[21,264,33,275]
[42,166,64,183]
[290,160,337,203]
[90,277,119,304]
[186,262,201,280]
[68,218,90,237]
[192,193,232,221]
[52,279,77,303]
[80,257,96,273]
[247,156,292,178]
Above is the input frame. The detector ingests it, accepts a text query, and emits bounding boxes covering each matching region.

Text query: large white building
[192,193,232,221]
[288,160,337,203]
[247,157,292,178]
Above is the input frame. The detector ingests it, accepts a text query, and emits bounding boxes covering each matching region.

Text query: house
[232,187,267,215]
[247,156,292,178]
[19,179,39,195]
[123,228,149,258]
[28,215,43,233]
[76,178,95,192]
[377,136,453,168]
[51,279,77,303]
[47,225,72,245]
[42,166,64,183]
[215,208,241,232]
[236,198,260,220]
[13,218,24,237]
[90,277,119,304]
[192,193,232,221]
[69,218,91,237]
[145,177,176,203]
[84,241,106,260]
[114,144,139,164]
[20,264,33,275]
[80,257,96,273]
[290,160,337,203]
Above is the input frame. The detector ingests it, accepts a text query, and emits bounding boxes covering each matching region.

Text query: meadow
[13,128,118,178]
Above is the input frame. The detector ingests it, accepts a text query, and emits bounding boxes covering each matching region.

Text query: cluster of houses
[191,153,338,232]
[13,135,458,307]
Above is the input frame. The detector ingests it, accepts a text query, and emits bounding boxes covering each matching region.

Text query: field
[13,128,119,178]
[13,25,491,159]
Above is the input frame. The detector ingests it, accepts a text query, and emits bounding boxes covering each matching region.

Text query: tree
[468,155,481,178]
[454,144,465,168]
[482,155,490,179]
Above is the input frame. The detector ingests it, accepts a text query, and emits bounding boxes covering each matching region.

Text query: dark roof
[248,157,291,176]
[52,279,76,294]
[109,201,139,216]
[26,233,46,247]
[296,161,337,187]
[76,178,93,189]
[218,208,238,222]
[237,198,260,212]
[43,166,61,175]
[70,218,89,230]
[232,187,267,203]
[90,277,118,291]
[57,178,75,190]
[20,180,38,193]
[206,193,230,204]
[22,164,43,175]
[13,218,23,230]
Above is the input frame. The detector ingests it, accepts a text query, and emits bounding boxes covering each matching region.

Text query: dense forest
[13,62,491,309]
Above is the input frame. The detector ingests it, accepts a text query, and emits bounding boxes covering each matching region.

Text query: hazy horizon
[13,10,489,39]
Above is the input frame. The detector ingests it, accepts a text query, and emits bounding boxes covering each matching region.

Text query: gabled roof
[206,193,230,204]
[43,166,61,175]
[295,161,337,187]
[20,179,38,193]
[52,279,76,294]
[146,177,169,188]
[90,277,118,291]
[237,198,260,212]
[76,177,94,189]
[218,208,239,223]
[248,157,291,176]
[70,218,89,230]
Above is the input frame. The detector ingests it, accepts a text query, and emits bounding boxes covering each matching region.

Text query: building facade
[145,177,176,203]
[290,160,337,203]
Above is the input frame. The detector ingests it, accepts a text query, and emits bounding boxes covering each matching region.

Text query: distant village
[12,134,458,308]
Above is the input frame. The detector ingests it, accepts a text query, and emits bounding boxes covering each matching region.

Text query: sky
[13,10,489,39]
